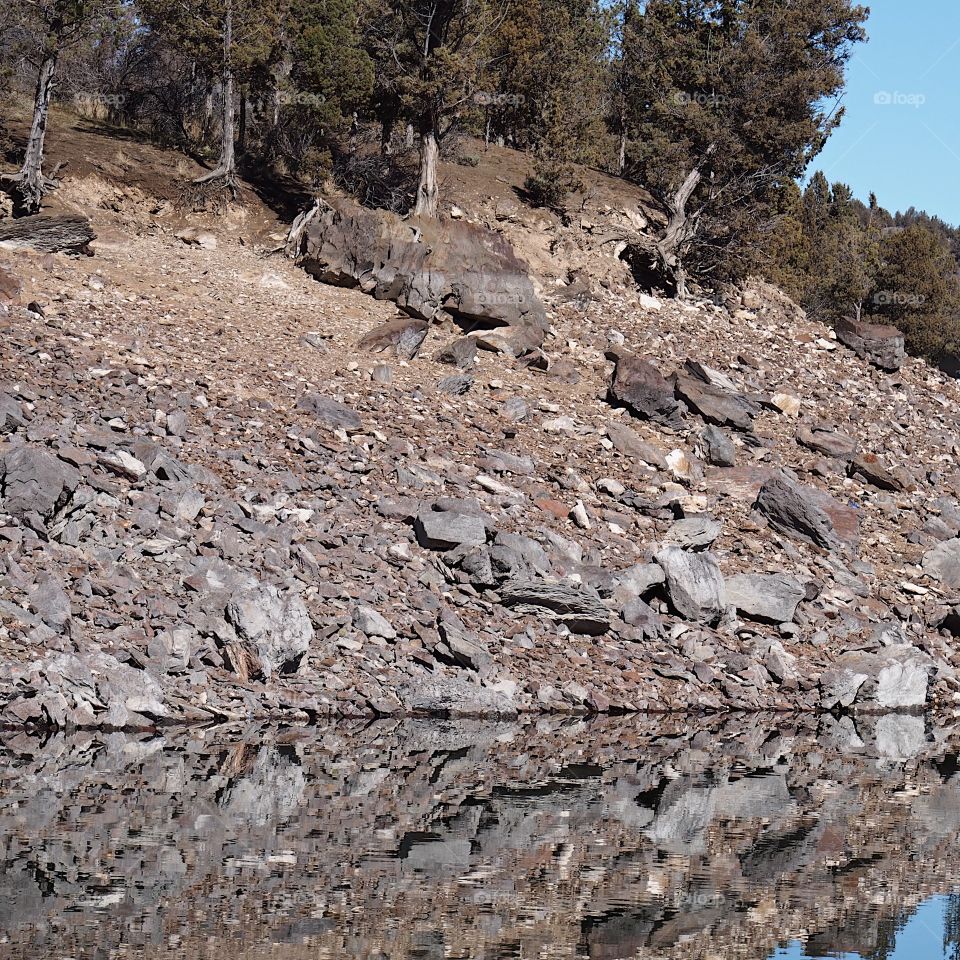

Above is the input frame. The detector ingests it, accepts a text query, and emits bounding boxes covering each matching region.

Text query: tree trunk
[195,0,236,187]
[380,116,394,156]
[404,123,415,149]
[617,130,627,176]
[653,144,716,299]
[237,89,247,153]
[412,129,439,218]
[3,53,59,214]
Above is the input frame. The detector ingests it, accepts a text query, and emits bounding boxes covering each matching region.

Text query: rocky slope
[2,130,960,728]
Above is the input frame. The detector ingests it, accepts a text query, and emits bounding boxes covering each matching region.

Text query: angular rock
[673,372,758,432]
[797,424,857,459]
[358,317,429,360]
[296,393,362,432]
[725,573,805,623]
[696,425,737,467]
[664,515,722,550]
[820,645,931,711]
[224,583,313,680]
[500,578,610,635]
[848,454,905,492]
[755,471,838,551]
[835,317,905,371]
[0,445,80,527]
[654,546,726,624]
[606,351,684,430]
[414,509,487,551]
[436,337,477,369]
[922,538,960,590]
[353,605,397,640]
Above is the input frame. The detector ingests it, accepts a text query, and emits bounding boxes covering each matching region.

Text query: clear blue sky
[810,0,960,227]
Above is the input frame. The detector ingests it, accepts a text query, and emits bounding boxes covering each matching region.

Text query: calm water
[1,714,959,959]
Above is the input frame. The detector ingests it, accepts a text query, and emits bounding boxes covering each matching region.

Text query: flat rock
[725,573,805,623]
[797,424,858,459]
[500,578,610,635]
[358,317,429,360]
[296,393,362,432]
[755,471,839,551]
[663,515,722,549]
[606,351,684,430]
[673,372,758,432]
[414,509,488,551]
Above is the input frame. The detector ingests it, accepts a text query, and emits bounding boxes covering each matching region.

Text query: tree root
[177,175,240,214]
[0,169,61,216]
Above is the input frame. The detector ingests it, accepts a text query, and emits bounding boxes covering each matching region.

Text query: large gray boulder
[725,573,805,623]
[292,198,548,356]
[673,372,758,432]
[922,538,960,590]
[0,444,80,529]
[606,351,684,430]
[500,578,610,635]
[654,546,726,624]
[820,644,931,712]
[755,471,839,551]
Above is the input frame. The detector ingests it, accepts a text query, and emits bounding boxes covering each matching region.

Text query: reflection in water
[1,714,960,959]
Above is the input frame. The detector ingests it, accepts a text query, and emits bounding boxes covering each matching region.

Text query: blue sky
[810,1,960,226]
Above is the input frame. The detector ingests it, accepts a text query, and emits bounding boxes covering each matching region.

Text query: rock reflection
[1,713,959,959]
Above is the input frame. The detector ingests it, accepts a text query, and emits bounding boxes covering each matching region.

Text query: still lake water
[1,714,959,959]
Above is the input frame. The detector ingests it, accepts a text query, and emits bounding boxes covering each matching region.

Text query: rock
[296,393,362,432]
[848,454,905,492]
[353,605,397,640]
[0,264,21,305]
[725,573,805,623]
[605,421,668,468]
[673,372,758,432]
[835,317,905,371]
[663,515,722,550]
[294,197,548,354]
[99,450,148,481]
[614,563,666,600]
[29,576,72,631]
[606,351,684,430]
[0,392,26,432]
[399,675,517,718]
[437,374,473,395]
[771,392,801,417]
[0,445,80,527]
[175,227,217,250]
[500,578,610,635]
[922,538,960,590]
[696,425,737,467]
[436,337,477,369]
[414,509,488,551]
[224,583,313,680]
[621,597,663,639]
[654,546,726,624]
[437,621,492,672]
[755,471,838,551]
[797,424,858,459]
[820,644,931,711]
[357,317,429,360]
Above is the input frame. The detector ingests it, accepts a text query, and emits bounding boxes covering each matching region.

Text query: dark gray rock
[655,546,726,624]
[296,393,362,432]
[606,351,684,430]
[414,509,488,551]
[437,621,492,672]
[725,573,805,623]
[437,374,473,395]
[696,424,736,467]
[621,597,664,639]
[357,317,429,360]
[755,471,838,551]
[437,337,478,369]
[797,424,858,459]
[0,445,80,527]
[673,373,757,432]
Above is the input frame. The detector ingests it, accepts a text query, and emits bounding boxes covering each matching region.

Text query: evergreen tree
[620,0,869,296]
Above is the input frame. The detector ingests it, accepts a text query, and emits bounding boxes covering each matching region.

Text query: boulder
[725,573,805,623]
[755,471,838,551]
[922,538,960,590]
[654,546,726,624]
[848,454,906,492]
[696,425,737,467]
[357,317,429,360]
[797,424,858,460]
[835,317,905,371]
[673,372,758,432]
[292,197,547,355]
[224,582,313,680]
[663,515,722,550]
[296,393,362,432]
[353,605,397,640]
[606,351,684,430]
[414,509,488,551]
[0,263,21,305]
[500,578,610,635]
[0,445,80,528]
[820,645,931,711]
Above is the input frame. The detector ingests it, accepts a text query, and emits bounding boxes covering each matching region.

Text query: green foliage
[619,0,870,281]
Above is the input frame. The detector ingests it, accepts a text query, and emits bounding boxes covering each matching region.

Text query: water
[1,713,959,959]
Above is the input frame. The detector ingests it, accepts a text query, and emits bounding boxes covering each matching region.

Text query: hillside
[2,112,960,728]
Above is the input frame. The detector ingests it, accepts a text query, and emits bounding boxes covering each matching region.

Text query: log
[0,214,95,254]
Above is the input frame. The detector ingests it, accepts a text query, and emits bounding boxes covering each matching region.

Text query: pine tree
[1,0,116,214]
[620,0,869,297]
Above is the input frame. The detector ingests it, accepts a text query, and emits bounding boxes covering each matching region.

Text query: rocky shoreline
[2,184,960,729]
